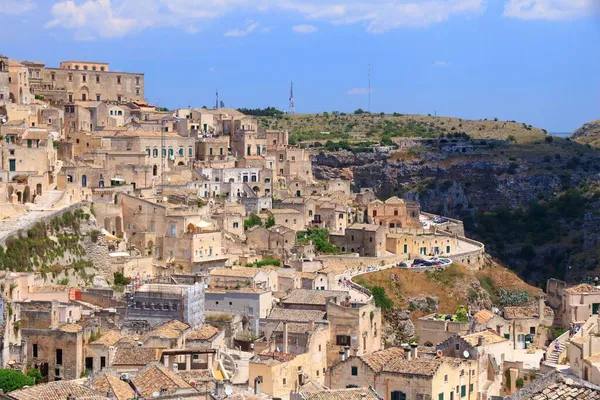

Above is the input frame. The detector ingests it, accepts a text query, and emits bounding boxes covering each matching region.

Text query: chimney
[410,343,418,359]
[254,376,263,395]
[402,343,411,361]
[216,381,225,398]
[339,350,346,362]
[477,336,485,347]
[344,346,350,359]
[283,322,289,353]
[308,319,315,331]
[360,394,367,400]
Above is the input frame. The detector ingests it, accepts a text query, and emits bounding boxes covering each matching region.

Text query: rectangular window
[336,335,351,346]
[439,394,444,400]
[460,385,466,397]
[56,349,63,365]
[96,94,101,101]
[170,224,176,236]
[446,245,451,253]
[351,366,358,376]
[33,344,38,358]
[85,357,93,371]
[82,74,86,82]
[391,391,406,400]
[469,384,473,393]
[117,76,121,84]
[403,244,408,253]
[100,356,106,369]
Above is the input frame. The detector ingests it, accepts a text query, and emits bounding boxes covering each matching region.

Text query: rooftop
[281,289,348,306]
[92,374,136,400]
[210,267,260,278]
[9,381,103,400]
[507,370,600,400]
[298,388,383,400]
[266,308,326,322]
[130,363,192,398]
[565,283,600,294]
[269,208,301,215]
[346,223,382,232]
[503,305,553,320]
[187,325,220,341]
[473,309,496,324]
[144,319,190,339]
[91,330,122,347]
[251,351,296,365]
[462,330,507,347]
[112,347,162,366]
[360,348,406,372]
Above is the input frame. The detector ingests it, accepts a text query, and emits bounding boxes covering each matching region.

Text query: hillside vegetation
[572,120,600,147]
[258,113,547,145]
[353,263,542,324]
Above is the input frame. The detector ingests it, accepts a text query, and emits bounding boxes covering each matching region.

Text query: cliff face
[572,120,600,147]
[313,137,600,285]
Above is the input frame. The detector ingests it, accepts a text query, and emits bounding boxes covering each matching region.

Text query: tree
[354,108,365,115]
[371,286,394,311]
[26,368,42,384]
[113,272,131,286]
[265,216,276,228]
[219,100,225,108]
[244,214,263,230]
[455,305,469,322]
[0,369,35,392]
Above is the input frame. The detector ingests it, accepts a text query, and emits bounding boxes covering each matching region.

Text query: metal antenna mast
[289,81,295,115]
[215,90,219,109]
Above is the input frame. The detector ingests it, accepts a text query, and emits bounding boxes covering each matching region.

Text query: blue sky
[1,0,599,132]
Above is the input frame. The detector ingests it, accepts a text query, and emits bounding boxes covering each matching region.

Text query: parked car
[367,266,377,272]
[433,217,449,224]
[397,262,408,268]
[413,258,427,265]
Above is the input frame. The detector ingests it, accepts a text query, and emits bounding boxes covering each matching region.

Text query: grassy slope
[572,120,600,147]
[259,113,547,144]
[354,263,542,322]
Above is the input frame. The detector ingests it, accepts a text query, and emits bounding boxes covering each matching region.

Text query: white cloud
[42,0,490,39]
[292,24,318,33]
[0,0,35,14]
[433,60,450,67]
[503,0,599,20]
[347,87,373,95]
[224,20,259,37]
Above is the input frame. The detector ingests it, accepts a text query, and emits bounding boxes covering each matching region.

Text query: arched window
[99,180,105,188]
[146,148,151,157]
[153,165,158,176]
[153,148,158,157]
[82,175,87,187]
[178,147,184,156]
[168,148,174,157]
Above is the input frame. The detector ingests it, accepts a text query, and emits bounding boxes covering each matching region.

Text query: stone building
[502,298,553,350]
[367,197,421,228]
[22,60,144,105]
[546,280,600,327]
[331,224,386,257]
[281,289,348,312]
[326,296,382,366]
[7,60,31,105]
[0,55,9,102]
[327,346,478,400]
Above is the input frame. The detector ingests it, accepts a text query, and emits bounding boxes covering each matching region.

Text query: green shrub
[265,216,275,228]
[245,258,280,268]
[90,230,101,243]
[113,272,131,286]
[26,368,42,384]
[297,228,340,254]
[0,369,35,392]
[244,214,262,230]
[371,286,394,311]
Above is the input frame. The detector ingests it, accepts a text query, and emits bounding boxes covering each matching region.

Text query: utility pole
[215,90,219,109]
[289,81,295,115]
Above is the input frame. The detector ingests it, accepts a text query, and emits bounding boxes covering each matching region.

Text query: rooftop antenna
[368,63,371,113]
[215,90,219,109]
[289,81,295,115]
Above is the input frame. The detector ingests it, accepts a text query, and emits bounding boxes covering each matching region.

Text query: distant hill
[571,120,600,147]
[258,113,548,144]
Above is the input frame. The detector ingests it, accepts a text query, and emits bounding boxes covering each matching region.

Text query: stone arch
[252,186,260,194]
[104,217,112,232]
[229,178,235,183]
[153,165,158,176]
[178,161,184,166]
[23,186,31,203]
[389,220,402,228]
[99,180,105,188]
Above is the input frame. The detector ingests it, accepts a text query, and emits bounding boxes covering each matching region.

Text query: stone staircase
[547,342,567,364]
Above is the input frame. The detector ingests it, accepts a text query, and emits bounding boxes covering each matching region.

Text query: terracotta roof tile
[91,330,121,347]
[473,309,495,324]
[267,308,326,322]
[130,364,192,398]
[566,283,600,294]
[91,375,136,400]
[299,388,383,400]
[112,347,162,366]
[9,381,104,400]
[360,348,405,372]
[462,330,507,347]
[143,320,189,340]
[281,289,347,306]
[187,325,220,341]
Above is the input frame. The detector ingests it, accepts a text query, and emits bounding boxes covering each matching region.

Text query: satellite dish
[152,392,160,398]
[436,349,443,357]
[225,385,233,396]
[276,345,281,352]
[463,350,470,358]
